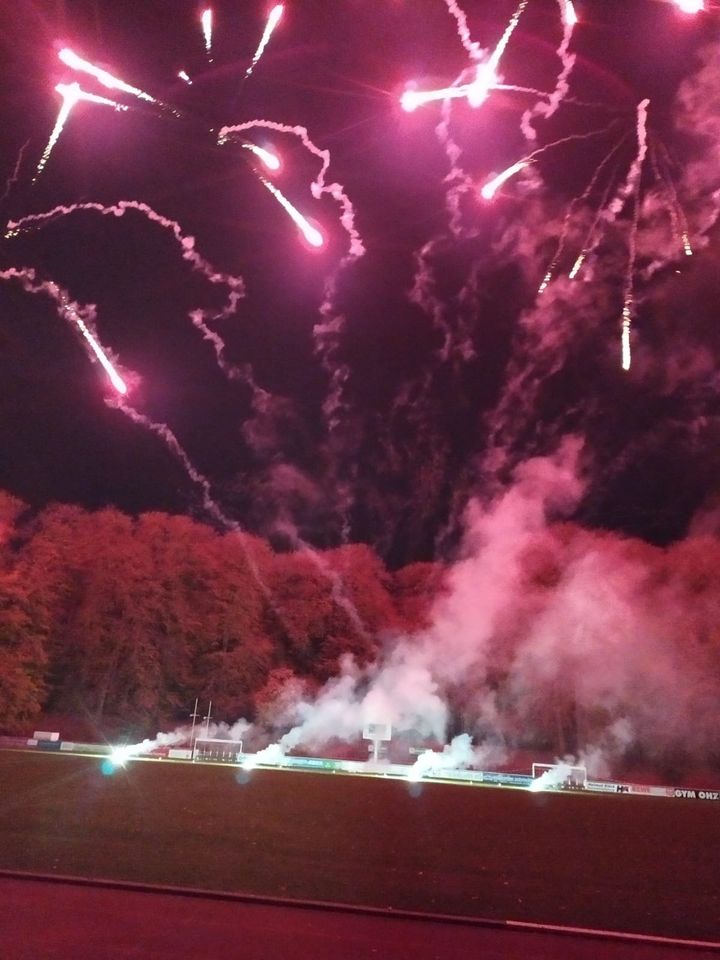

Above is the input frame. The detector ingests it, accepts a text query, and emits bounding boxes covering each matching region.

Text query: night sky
[1,0,719,566]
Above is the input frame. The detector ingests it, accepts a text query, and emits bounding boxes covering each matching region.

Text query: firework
[34,82,127,182]
[538,135,627,294]
[201,8,213,59]
[58,47,157,104]
[246,5,284,79]
[564,0,579,26]
[480,160,530,200]
[241,143,281,172]
[218,119,364,257]
[0,267,127,394]
[673,0,704,12]
[619,99,651,371]
[258,174,324,247]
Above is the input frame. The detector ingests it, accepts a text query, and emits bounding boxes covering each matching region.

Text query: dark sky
[0,0,719,566]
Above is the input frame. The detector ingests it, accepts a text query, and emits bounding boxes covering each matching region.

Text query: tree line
[0,491,439,735]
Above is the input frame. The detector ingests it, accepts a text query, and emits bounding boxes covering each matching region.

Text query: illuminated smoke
[246,4,284,79]
[528,761,574,792]
[114,402,242,529]
[520,0,578,142]
[442,0,483,60]
[7,200,246,377]
[0,267,127,393]
[58,47,157,104]
[1,139,30,204]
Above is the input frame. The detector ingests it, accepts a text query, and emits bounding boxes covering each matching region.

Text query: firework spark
[241,142,281,172]
[0,267,127,393]
[178,70,192,85]
[258,175,324,247]
[34,82,127,182]
[538,135,627,294]
[201,9,213,59]
[218,119,364,257]
[673,0,704,13]
[619,99,651,371]
[58,47,157,104]
[246,5,284,79]
[480,160,531,200]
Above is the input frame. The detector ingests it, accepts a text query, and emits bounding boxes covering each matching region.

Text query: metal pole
[189,698,199,761]
[203,700,213,741]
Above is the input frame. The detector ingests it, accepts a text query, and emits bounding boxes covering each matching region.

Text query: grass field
[0,750,718,941]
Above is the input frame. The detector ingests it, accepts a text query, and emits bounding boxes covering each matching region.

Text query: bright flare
[400,84,468,112]
[467,62,498,108]
[673,0,703,12]
[242,143,281,171]
[246,4,284,79]
[564,0,579,26]
[201,8,213,56]
[110,746,132,767]
[480,160,530,200]
[178,70,192,85]
[259,175,324,246]
[59,47,156,104]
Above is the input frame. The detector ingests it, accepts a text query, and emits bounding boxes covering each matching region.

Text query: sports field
[0,750,717,941]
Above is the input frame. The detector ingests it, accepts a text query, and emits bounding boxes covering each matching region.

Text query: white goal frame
[532,762,587,788]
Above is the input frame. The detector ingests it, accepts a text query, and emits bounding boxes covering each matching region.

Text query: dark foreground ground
[3,875,718,960]
[0,751,718,942]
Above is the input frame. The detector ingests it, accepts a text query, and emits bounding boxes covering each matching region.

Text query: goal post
[531,761,587,789]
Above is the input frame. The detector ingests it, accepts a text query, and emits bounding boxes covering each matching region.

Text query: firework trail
[617,99,650,371]
[520,0,578,143]
[568,167,622,280]
[480,121,625,202]
[33,82,127,182]
[178,70,192,85]
[257,175,323,246]
[0,267,127,393]
[245,5,284,80]
[218,119,365,542]
[538,134,628,294]
[6,200,247,374]
[481,0,529,92]
[403,0,530,114]
[58,47,157,105]
[480,159,530,200]
[443,0,483,60]
[651,138,693,258]
[201,9,213,61]
[114,401,236,526]
[241,143,281,172]
[218,120,364,257]
[0,139,30,206]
